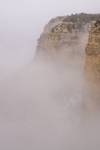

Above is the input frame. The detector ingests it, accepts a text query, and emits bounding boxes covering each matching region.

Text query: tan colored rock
[35,20,84,60]
[86,21,100,55]
[35,13,100,60]
[85,21,100,81]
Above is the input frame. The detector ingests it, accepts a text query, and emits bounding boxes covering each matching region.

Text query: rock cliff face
[36,21,80,53]
[35,13,100,62]
[85,20,100,81]
[35,14,90,60]
[34,14,100,114]
[37,22,81,51]
[86,20,100,55]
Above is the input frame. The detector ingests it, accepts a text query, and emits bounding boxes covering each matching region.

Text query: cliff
[86,20,100,55]
[85,20,100,81]
[35,13,100,60]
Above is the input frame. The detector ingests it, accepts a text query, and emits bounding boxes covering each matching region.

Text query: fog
[0,0,100,149]
[0,0,100,67]
[0,30,100,149]
[0,59,100,150]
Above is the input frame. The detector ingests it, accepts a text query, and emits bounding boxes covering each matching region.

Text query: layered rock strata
[85,20,100,81]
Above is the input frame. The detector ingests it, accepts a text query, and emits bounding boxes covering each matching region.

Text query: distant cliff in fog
[35,13,100,60]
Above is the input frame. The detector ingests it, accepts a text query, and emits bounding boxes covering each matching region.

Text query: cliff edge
[35,13,100,60]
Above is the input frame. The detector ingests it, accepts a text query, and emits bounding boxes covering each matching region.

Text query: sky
[0,0,100,67]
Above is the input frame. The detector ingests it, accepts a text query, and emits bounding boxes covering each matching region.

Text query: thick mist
[0,30,100,150]
[0,0,100,149]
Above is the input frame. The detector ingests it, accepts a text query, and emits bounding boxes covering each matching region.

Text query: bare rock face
[35,16,88,61]
[86,20,100,55]
[35,13,100,61]
[85,20,100,81]
[37,22,79,50]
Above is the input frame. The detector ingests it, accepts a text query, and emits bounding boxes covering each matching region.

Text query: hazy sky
[0,0,100,66]
[0,0,100,17]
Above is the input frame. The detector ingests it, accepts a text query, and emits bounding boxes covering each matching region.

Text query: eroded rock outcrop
[35,13,100,62]
[84,21,100,113]
[85,20,100,81]
[34,14,100,114]
[35,14,90,60]
[36,21,81,55]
